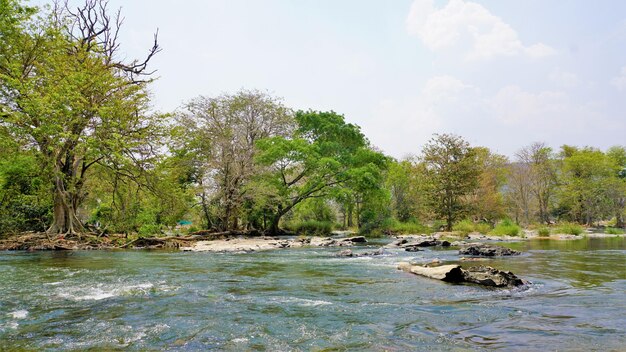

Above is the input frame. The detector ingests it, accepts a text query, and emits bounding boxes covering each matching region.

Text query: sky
[34,0,626,158]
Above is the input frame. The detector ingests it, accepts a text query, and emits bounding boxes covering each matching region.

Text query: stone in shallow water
[397,262,526,287]
[458,244,521,257]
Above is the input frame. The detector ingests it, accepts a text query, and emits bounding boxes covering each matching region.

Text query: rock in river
[459,244,521,257]
[397,262,526,287]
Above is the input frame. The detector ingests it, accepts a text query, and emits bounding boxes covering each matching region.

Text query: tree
[559,147,618,225]
[516,142,557,223]
[178,90,293,231]
[606,146,626,228]
[421,134,479,231]
[505,162,535,225]
[0,0,161,235]
[467,147,508,224]
[385,157,429,223]
[256,110,387,234]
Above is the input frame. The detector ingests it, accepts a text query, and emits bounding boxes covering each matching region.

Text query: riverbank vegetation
[1,0,625,243]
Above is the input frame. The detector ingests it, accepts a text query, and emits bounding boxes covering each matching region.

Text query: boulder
[341,236,367,243]
[397,263,465,282]
[397,262,526,287]
[462,266,525,287]
[459,244,521,256]
[404,245,422,252]
[336,249,354,257]
[336,248,385,257]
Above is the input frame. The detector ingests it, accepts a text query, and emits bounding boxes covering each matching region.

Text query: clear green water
[1,237,625,351]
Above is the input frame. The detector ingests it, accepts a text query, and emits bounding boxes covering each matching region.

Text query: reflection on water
[0,237,624,351]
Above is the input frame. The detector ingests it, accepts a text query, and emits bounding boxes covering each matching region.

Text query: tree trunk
[47,175,84,235]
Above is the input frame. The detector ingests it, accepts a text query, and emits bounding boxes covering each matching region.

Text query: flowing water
[1,237,625,351]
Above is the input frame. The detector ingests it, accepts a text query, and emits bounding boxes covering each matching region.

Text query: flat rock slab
[181,236,367,252]
[397,262,526,287]
[459,244,521,256]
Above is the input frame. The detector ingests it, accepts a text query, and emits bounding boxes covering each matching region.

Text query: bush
[138,224,162,236]
[452,219,475,235]
[537,227,551,236]
[474,223,493,234]
[605,227,625,235]
[452,220,492,235]
[285,220,333,236]
[381,218,430,235]
[554,222,584,236]
[489,219,521,237]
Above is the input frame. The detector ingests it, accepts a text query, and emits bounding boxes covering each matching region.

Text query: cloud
[406,0,556,60]
[549,68,580,89]
[610,66,626,90]
[365,76,480,157]
[422,75,478,103]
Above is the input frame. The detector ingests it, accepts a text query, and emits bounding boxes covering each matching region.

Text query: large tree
[256,110,387,234]
[0,0,160,234]
[421,134,480,231]
[178,90,293,231]
[516,142,557,223]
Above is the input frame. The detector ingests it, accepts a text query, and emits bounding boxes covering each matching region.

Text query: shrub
[452,220,492,235]
[474,223,492,234]
[138,224,161,236]
[452,219,475,235]
[380,218,430,235]
[554,222,584,235]
[537,227,551,236]
[285,220,333,236]
[489,219,521,237]
[605,227,625,235]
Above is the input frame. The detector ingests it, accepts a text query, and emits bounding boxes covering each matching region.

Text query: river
[1,237,625,351]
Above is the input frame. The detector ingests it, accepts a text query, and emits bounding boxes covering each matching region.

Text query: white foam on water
[271,296,333,307]
[57,282,155,301]
[231,337,249,343]
[8,309,28,319]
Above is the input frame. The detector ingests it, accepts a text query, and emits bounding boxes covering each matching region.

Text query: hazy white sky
[37,0,626,158]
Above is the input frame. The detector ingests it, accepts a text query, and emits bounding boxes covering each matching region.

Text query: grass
[489,219,521,237]
[605,227,625,234]
[452,219,493,236]
[554,222,584,236]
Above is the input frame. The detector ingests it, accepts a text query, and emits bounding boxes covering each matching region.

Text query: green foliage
[422,134,480,231]
[452,220,475,235]
[537,227,551,236]
[452,219,493,235]
[256,110,388,234]
[489,219,521,236]
[138,224,162,236]
[605,227,624,234]
[554,222,584,235]
[284,220,333,236]
[380,218,430,235]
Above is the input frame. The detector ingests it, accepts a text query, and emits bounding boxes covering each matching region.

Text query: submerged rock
[335,248,384,257]
[336,249,354,257]
[459,244,521,256]
[397,262,526,287]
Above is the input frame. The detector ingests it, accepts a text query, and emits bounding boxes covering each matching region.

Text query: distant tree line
[1,0,625,237]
